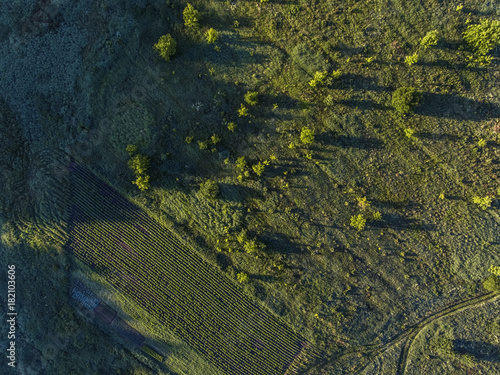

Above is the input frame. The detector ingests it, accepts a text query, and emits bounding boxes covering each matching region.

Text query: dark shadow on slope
[261,232,304,254]
[339,73,392,93]
[317,133,384,150]
[453,340,500,362]
[337,99,391,111]
[415,93,500,121]
[416,132,461,142]
[369,214,436,231]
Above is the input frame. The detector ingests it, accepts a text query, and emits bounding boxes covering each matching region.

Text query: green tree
[350,214,366,230]
[464,19,500,55]
[300,127,315,144]
[133,175,150,191]
[252,162,265,177]
[204,28,219,44]
[199,179,219,199]
[227,122,237,132]
[238,104,248,117]
[237,272,249,283]
[244,91,259,106]
[128,154,151,191]
[236,156,247,171]
[128,155,149,175]
[244,239,264,253]
[183,3,200,27]
[472,196,492,210]
[309,71,328,87]
[420,30,439,48]
[391,87,421,114]
[464,19,500,67]
[153,34,177,61]
[404,53,419,66]
[483,274,500,291]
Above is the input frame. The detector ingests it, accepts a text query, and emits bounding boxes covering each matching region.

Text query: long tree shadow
[339,73,392,93]
[416,132,461,142]
[415,93,500,121]
[261,232,304,254]
[370,213,436,231]
[337,99,391,111]
[317,133,385,150]
[453,340,500,362]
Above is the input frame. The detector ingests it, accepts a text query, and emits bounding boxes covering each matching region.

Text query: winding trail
[330,291,500,374]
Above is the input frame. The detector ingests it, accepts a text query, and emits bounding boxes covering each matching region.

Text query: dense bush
[420,30,439,48]
[153,34,177,61]
[405,53,419,66]
[472,196,492,210]
[350,214,366,231]
[464,19,500,56]
[300,127,315,144]
[483,275,500,291]
[464,19,500,67]
[205,28,219,44]
[244,91,259,106]
[199,179,220,200]
[183,3,200,28]
[391,87,421,114]
[237,272,249,283]
[128,154,150,191]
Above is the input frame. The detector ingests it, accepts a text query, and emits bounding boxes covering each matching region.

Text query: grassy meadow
[1,0,500,374]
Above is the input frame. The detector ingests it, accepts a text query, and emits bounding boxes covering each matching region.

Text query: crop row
[69,164,309,374]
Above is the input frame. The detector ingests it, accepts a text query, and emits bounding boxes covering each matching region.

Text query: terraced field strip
[66,162,317,375]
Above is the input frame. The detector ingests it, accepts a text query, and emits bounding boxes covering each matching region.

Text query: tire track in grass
[330,291,499,374]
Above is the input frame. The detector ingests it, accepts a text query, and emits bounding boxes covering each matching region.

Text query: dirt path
[328,291,500,374]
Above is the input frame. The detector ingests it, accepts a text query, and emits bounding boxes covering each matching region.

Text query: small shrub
[244,91,259,106]
[324,94,334,106]
[237,272,249,283]
[404,128,415,138]
[391,86,422,114]
[205,28,219,44]
[489,265,500,276]
[420,30,439,48]
[153,34,177,61]
[183,3,200,28]
[133,175,150,191]
[458,353,477,368]
[236,156,247,171]
[356,197,370,209]
[244,239,264,253]
[227,122,237,132]
[252,162,265,177]
[350,214,366,230]
[300,127,315,144]
[309,71,328,87]
[483,275,500,291]
[477,138,487,148]
[210,133,221,145]
[330,69,342,80]
[472,196,492,210]
[372,211,382,221]
[198,140,209,150]
[199,179,219,200]
[126,144,138,155]
[430,336,454,357]
[238,104,248,117]
[404,53,419,66]
[128,154,150,176]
